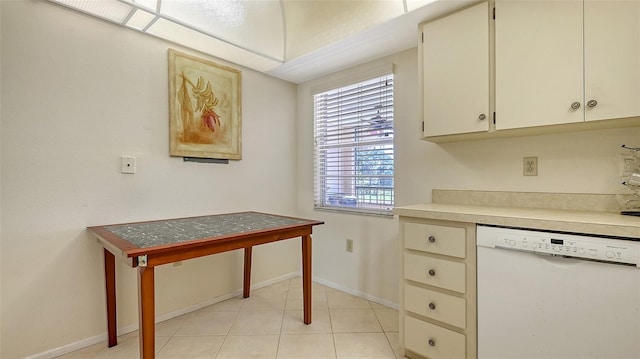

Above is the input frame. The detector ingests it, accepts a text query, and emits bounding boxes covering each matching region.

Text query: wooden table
[87,212,323,359]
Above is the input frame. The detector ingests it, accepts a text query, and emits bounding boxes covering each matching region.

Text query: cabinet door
[422,2,489,137]
[585,0,640,122]
[495,0,584,130]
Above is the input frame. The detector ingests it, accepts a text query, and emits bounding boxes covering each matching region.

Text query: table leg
[137,266,155,359]
[302,235,312,324]
[243,246,252,298]
[104,249,117,347]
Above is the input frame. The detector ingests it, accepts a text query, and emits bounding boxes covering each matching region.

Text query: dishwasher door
[478,245,640,359]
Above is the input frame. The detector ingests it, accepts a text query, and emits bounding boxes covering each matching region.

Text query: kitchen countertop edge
[394,203,640,239]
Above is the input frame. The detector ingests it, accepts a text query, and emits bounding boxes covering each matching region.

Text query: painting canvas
[168,49,242,160]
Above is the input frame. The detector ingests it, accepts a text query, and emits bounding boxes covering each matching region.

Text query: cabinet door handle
[428,269,436,276]
[428,339,436,347]
[570,102,581,110]
[428,302,436,310]
[478,113,486,121]
[427,235,436,244]
[587,99,598,108]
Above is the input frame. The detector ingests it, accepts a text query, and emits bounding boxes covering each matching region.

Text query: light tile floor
[57,277,401,359]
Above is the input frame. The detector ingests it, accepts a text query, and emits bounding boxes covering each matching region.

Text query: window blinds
[313,74,394,215]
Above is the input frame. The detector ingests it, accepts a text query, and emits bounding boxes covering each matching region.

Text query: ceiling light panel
[405,0,439,12]
[146,17,282,72]
[158,0,284,61]
[49,0,134,23]
[283,0,404,61]
[129,0,158,11]
[125,9,157,30]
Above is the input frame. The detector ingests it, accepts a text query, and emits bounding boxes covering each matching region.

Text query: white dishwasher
[477,225,640,359]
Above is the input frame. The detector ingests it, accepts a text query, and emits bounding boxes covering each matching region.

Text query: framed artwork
[168,49,242,160]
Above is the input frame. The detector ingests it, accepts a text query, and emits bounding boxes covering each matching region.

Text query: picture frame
[168,49,242,160]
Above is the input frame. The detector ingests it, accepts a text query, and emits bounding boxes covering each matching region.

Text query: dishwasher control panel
[477,225,640,266]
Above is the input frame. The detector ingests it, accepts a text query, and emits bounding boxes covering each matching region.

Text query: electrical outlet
[346,239,353,252]
[523,157,538,176]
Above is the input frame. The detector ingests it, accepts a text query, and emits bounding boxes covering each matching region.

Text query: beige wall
[0,1,300,358]
[296,47,640,307]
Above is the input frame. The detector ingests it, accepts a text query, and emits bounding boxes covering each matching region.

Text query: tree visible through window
[313,74,394,215]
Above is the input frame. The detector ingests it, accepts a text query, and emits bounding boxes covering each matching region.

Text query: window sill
[313,206,394,218]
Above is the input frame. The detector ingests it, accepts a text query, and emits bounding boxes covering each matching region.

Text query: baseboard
[312,277,399,310]
[25,272,300,359]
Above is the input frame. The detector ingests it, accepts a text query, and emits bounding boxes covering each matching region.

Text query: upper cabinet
[421,2,490,137]
[421,0,640,142]
[584,0,640,122]
[495,0,640,130]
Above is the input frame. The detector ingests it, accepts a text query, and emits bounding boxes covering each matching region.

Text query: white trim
[25,272,299,359]
[312,277,399,310]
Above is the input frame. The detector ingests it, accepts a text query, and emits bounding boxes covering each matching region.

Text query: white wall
[296,47,640,307]
[0,2,300,358]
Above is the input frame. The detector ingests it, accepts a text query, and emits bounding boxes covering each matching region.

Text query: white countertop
[394,203,640,239]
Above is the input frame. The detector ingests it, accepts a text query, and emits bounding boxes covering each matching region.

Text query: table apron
[133,227,313,267]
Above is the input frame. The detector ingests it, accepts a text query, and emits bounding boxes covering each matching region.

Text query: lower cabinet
[399,218,477,359]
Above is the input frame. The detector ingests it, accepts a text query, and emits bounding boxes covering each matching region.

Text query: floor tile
[276,334,336,359]
[369,301,388,309]
[155,315,189,337]
[216,335,279,359]
[285,289,329,310]
[281,309,332,334]
[373,308,399,332]
[288,278,329,294]
[241,288,288,311]
[174,311,237,336]
[228,310,284,335]
[262,279,291,293]
[330,308,383,333]
[93,336,170,358]
[333,333,396,359]
[326,290,372,309]
[157,336,224,359]
[54,342,106,359]
[384,332,401,359]
[200,296,245,312]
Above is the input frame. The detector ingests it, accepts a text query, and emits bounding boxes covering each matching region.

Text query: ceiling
[47,0,475,84]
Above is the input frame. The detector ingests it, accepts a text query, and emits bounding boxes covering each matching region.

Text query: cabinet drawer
[404,253,466,293]
[405,315,466,359]
[405,284,466,329]
[405,223,466,258]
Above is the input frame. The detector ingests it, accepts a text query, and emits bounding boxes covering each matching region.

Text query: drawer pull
[428,339,436,347]
[428,269,436,276]
[427,235,436,244]
[428,302,436,310]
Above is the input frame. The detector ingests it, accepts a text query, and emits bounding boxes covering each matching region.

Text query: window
[313,74,394,215]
